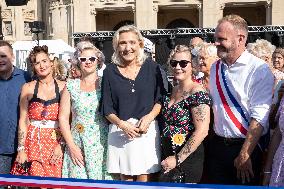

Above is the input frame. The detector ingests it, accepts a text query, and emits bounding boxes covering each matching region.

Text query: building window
[24,22,32,36]
[4,21,12,35]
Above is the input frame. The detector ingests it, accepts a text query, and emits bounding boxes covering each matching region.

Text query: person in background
[189,37,204,50]
[246,39,275,69]
[160,45,211,183]
[208,14,274,185]
[269,48,284,129]
[59,43,112,180]
[12,45,65,177]
[263,95,284,187]
[100,25,165,182]
[53,57,68,81]
[189,37,204,84]
[272,48,284,86]
[196,42,218,183]
[0,40,30,174]
[68,56,81,79]
[198,43,219,90]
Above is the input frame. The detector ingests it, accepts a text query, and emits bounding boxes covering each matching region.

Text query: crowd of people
[0,14,284,188]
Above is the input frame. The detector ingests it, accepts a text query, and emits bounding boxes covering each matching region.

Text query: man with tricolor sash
[207,15,274,185]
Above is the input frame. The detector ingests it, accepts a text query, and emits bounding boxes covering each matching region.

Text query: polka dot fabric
[11,101,62,177]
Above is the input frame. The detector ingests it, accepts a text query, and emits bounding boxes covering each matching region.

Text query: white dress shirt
[210,50,274,138]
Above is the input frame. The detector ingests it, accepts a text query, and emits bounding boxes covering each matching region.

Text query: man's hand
[234,152,254,184]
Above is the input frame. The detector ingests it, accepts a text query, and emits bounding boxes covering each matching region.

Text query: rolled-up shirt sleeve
[249,64,274,131]
[99,67,117,117]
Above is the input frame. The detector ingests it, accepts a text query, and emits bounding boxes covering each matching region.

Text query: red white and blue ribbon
[215,60,249,136]
[0,174,266,189]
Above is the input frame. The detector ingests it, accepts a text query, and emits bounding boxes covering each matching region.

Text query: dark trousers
[0,153,16,174]
[207,135,262,185]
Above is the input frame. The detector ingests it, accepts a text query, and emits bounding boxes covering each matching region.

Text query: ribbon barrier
[0,174,280,189]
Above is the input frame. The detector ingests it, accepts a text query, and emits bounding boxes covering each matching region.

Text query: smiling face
[0,45,14,75]
[171,52,192,82]
[214,22,239,61]
[117,31,142,65]
[78,49,99,75]
[199,46,218,76]
[272,53,284,70]
[33,52,53,77]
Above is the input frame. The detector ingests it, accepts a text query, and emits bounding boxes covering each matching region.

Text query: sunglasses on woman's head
[170,60,191,68]
[78,56,97,63]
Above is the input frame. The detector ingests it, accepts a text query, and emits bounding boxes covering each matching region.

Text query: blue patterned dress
[62,79,112,180]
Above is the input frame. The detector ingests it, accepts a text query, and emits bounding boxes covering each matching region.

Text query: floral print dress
[62,79,112,180]
[160,91,212,154]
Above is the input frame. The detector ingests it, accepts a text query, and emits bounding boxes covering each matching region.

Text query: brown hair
[28,45,52,77]
[28,45,49,64]
[273,48,284,58]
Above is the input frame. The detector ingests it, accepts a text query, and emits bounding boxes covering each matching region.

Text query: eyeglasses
[78,56,97,63]
[170,60,191,68]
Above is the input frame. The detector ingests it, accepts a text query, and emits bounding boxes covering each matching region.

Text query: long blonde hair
[112,25,146,66]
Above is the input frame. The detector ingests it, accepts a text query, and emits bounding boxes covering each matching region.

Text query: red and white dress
[11,80,62,177]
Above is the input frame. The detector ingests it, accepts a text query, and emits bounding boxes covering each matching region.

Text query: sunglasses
[170,60,191,68]
[78,56,97,63]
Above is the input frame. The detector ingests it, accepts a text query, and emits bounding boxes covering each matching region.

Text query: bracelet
[263,171,272,174]
[175,153,181,166]
[17,146,25,152]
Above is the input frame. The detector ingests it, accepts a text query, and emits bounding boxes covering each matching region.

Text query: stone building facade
[0,0,283,45]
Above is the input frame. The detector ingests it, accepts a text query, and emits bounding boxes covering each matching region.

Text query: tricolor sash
[215,60,249,136]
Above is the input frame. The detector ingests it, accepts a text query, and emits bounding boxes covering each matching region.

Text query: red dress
[11,80,62,177]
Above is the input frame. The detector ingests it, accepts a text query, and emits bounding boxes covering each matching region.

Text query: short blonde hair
[112,25,146,66]
[218,14,248,39]
[167,45,192,65]
[199,42,217,58]
[73,41,105,69]
[247,39,276,59]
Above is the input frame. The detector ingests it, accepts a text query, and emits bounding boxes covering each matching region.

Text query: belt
[30,119,59,128]
[29,119,59,162]
[214,134,245,146]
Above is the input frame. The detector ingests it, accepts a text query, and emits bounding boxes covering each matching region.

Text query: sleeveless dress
[270,96,284,187]
[11,80,63,177]
[62,79,112,180]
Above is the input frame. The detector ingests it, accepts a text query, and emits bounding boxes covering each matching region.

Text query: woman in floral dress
[160,45,211,183]
[59,43,112,180]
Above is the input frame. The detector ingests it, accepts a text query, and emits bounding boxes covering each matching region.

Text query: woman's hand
[161,155,177,173]
[137,114,154,134]
[50,144,63,165]
[119,120,140,139]
[16,151,28,164]
[68,144,85,167]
